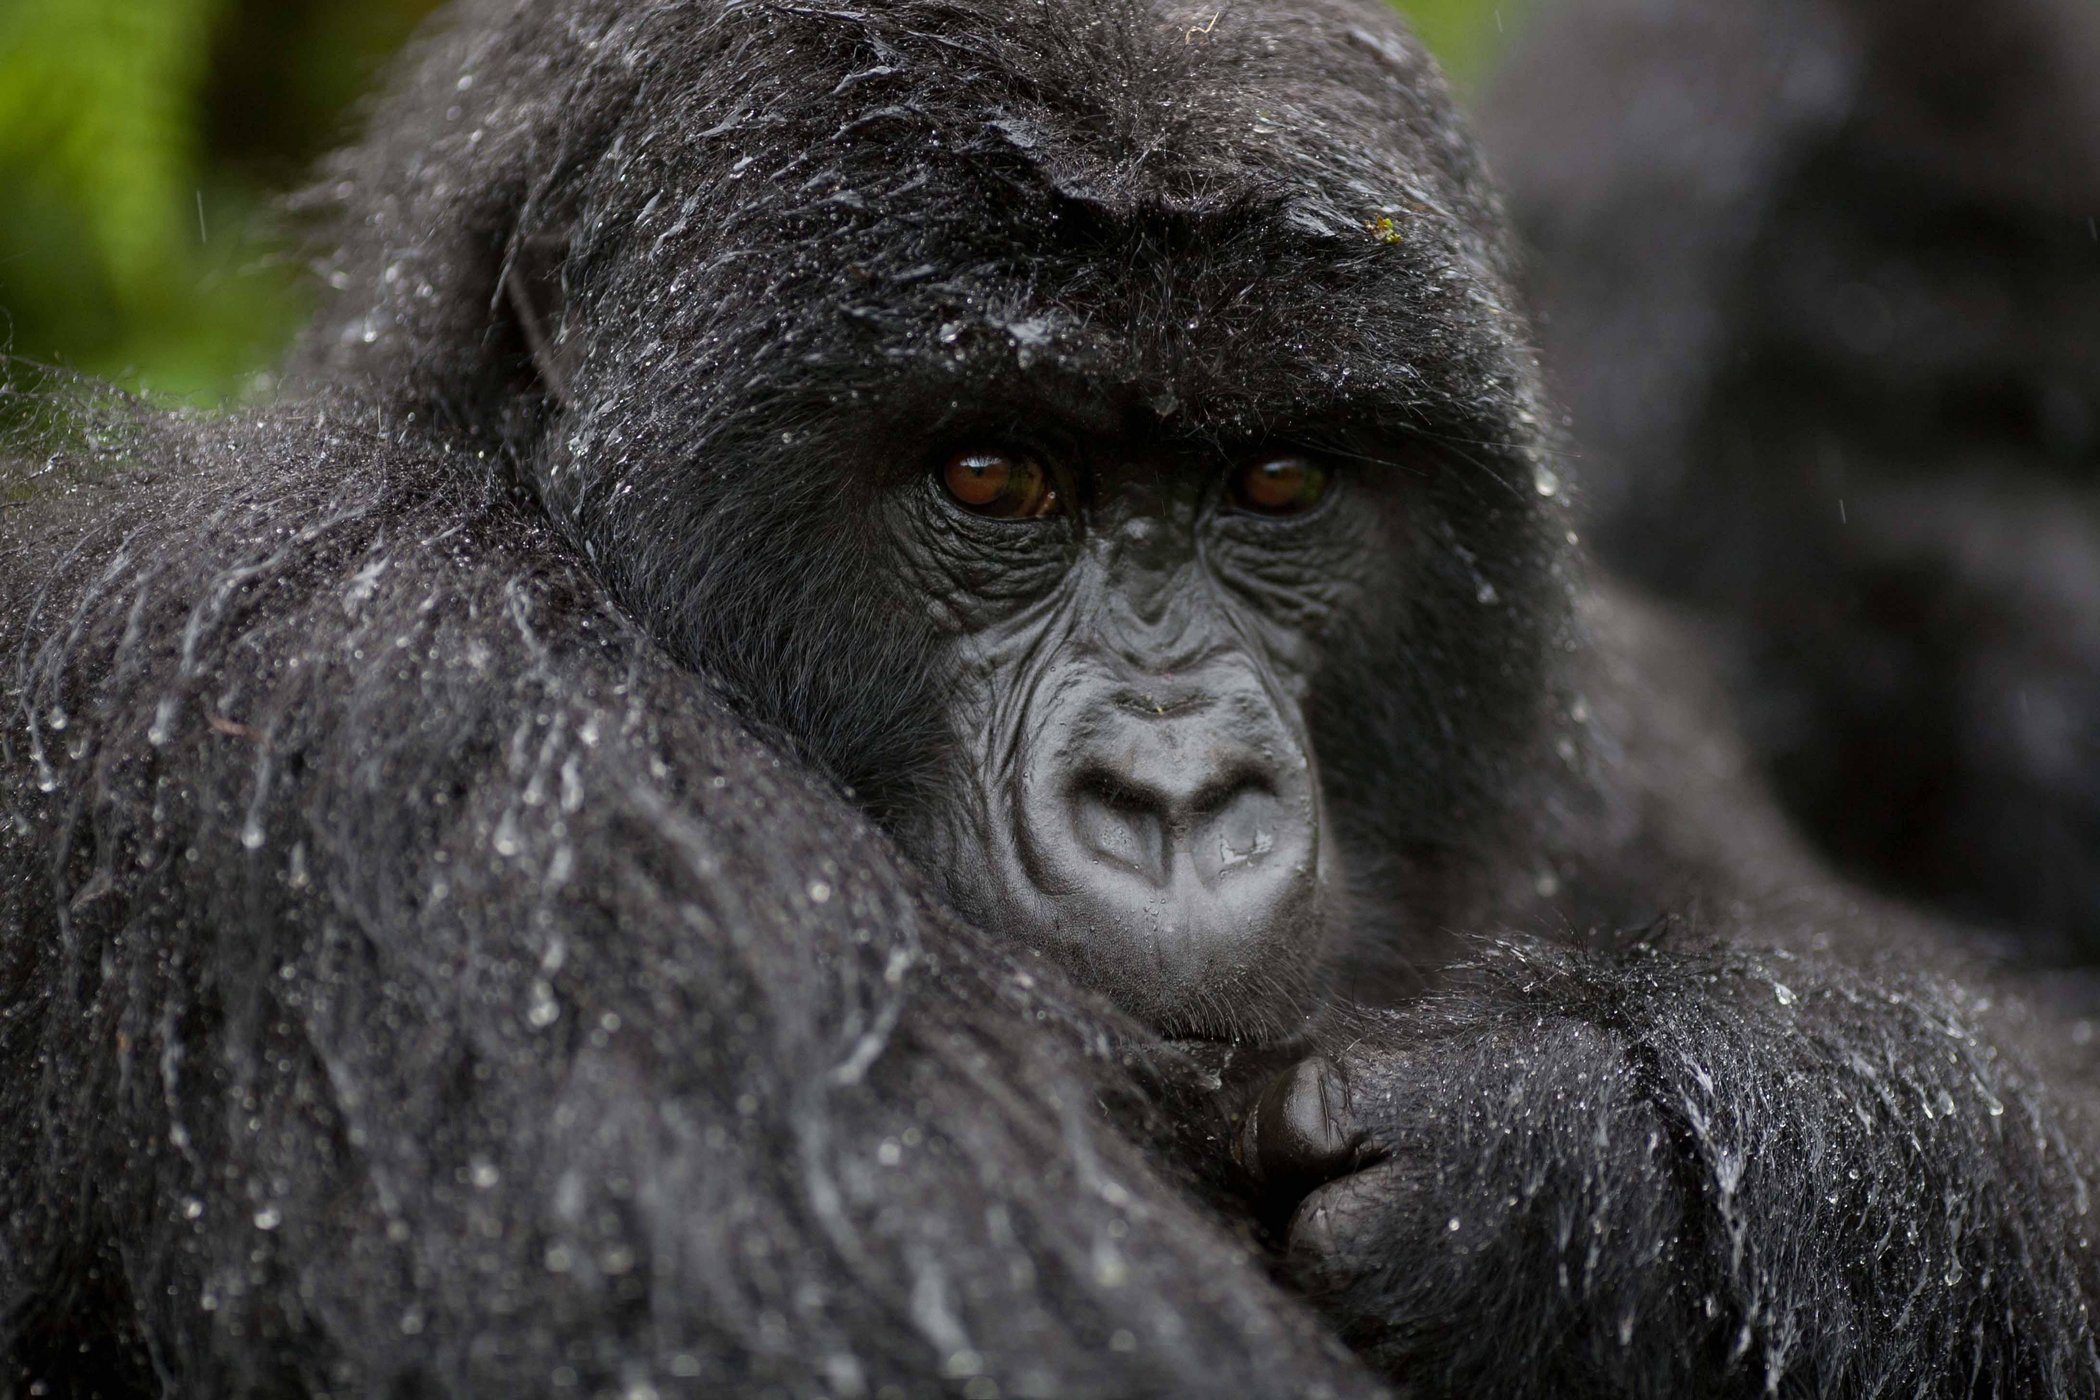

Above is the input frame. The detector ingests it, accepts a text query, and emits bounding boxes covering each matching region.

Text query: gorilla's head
[302,0,1569,1040]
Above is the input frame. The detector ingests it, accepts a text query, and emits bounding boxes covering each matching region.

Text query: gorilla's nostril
[1204,786,1280,875]
[1187,764,1274,821]
[1070,773,1173,883]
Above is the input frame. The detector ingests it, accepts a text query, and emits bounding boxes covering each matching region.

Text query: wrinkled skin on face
[889,435,1393,1036]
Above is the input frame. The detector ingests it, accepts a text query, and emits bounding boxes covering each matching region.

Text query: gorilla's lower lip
[1166,1029,1313,1053]
[1164,1032,1315,1078]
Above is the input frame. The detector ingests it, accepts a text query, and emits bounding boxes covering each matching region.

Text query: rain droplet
[527,980,561,1028]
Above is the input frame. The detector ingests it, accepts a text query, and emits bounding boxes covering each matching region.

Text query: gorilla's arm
[1257,603,2100,1398]
[0,408,1374,1397]
[1283,936,2098,1398]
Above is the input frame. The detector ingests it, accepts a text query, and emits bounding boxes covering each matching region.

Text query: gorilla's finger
[1235,1054,1364,1205]
[1283,1163,1409,1287]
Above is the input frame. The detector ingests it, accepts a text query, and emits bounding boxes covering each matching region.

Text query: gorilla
[1486,0,2100,959]
[3,0,2096,1395]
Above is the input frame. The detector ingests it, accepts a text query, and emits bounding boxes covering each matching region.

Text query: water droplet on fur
[527,980,560,1028]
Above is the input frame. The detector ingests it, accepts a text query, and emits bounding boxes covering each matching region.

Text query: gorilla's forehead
[576,0,1527,437]
[788,0,1494,230]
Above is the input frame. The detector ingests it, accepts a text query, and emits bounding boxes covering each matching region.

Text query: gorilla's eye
[939,450,1060,520]
[1228,454,1330,516]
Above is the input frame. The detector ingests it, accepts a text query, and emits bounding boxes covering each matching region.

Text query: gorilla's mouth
[993,715,1333,1040]
[1160,1031,1328,1122]
[923,637,1335,1039]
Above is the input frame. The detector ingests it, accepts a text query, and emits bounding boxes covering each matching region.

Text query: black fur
[3,1,2097,1395]
[0,396,1371,1396]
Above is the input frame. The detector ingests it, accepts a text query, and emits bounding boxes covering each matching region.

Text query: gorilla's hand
[1236,938,2098,1398]
[1240,1013,1710,1394]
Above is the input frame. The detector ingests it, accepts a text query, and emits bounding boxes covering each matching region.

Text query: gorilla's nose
[1067,749,1284,888]
[1023,678,1322,1020]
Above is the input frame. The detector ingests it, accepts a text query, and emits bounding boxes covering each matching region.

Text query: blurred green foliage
[1400,0,1530,98]
[0,0,1520,406]
[0,0,442,402]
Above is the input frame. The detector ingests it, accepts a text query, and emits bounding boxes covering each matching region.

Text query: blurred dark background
[0,0,1527,404]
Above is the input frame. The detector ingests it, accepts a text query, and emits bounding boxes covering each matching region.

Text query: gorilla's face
[512,0,1559,1045]
[887,432,1396,1035]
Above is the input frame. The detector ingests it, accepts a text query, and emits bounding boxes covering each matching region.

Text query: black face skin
[890,432,1379,1034]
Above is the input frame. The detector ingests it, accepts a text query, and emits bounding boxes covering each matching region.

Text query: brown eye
[939,450,1060,519]
[1228,454,1329,516]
